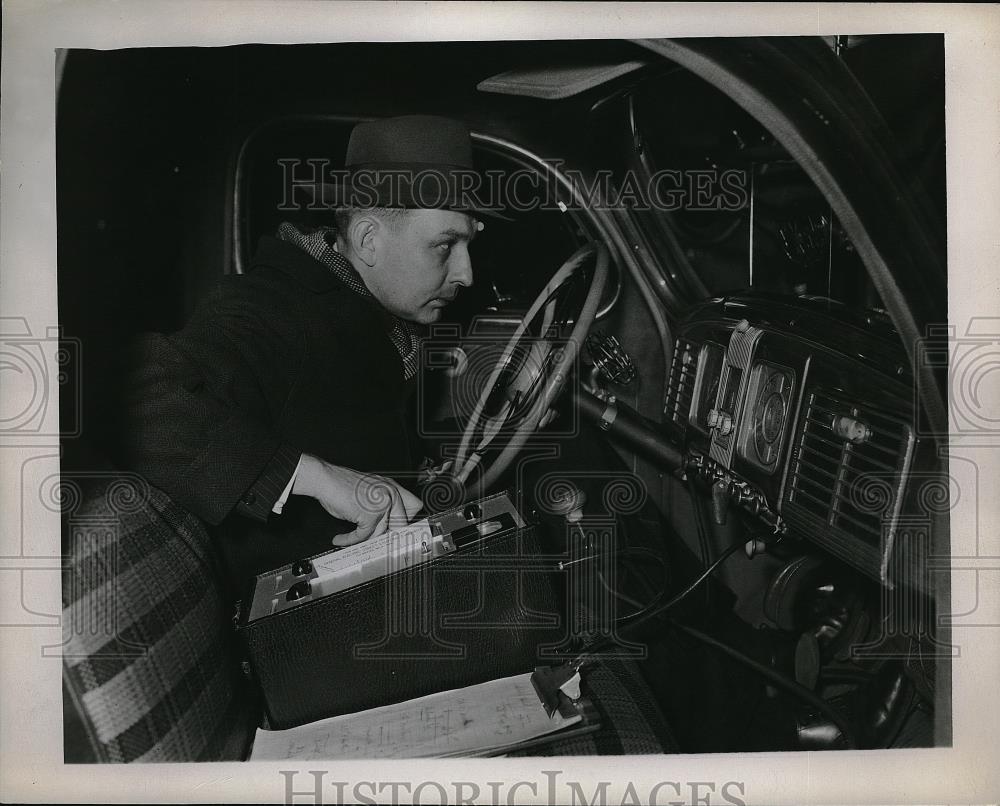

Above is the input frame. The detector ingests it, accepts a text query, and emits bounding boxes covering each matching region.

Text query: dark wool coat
[111,236,421,593]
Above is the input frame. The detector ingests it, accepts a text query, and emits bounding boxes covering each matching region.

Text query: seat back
[61,472,258,762]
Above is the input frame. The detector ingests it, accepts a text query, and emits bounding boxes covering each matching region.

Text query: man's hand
[292,454,423,546]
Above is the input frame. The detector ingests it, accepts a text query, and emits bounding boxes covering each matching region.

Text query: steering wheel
[452,242,610,491]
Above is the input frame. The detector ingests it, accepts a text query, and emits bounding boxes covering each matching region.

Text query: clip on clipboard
[531,662,585,717]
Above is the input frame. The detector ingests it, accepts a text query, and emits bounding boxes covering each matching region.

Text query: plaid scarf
[276,222,422,380]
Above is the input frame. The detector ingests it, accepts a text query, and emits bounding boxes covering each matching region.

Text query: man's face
[364,208,477,324]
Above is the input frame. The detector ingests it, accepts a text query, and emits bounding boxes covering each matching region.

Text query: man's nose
[449,248,473,288]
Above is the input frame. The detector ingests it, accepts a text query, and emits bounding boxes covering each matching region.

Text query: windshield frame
[631,36,948,439]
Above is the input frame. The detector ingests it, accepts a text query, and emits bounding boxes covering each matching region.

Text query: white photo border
[2,2,998,804]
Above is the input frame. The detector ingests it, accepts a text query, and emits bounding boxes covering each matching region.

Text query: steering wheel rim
[453,242,610,490]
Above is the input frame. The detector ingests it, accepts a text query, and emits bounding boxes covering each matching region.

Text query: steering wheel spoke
[453,242,610,490]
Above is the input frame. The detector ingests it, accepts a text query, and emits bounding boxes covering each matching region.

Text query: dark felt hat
[299,115,506,218]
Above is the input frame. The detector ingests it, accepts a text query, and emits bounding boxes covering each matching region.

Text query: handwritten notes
[249,673,580,760]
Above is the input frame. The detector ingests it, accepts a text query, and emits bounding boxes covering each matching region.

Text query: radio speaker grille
[785,388,914,579]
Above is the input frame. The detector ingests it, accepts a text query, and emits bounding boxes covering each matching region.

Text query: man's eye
[437,242,453,253]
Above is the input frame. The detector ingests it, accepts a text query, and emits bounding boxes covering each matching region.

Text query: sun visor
[477,60,647,99]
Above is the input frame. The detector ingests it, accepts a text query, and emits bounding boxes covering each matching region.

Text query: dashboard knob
[833,415,871,445]
[291,559,313,577]
[718,412,734,435]
[707,408,720,427]
[546,484,587,523]
[735,318,751,333]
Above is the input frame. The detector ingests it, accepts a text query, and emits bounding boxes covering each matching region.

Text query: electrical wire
[671,621,859,749]
[560,545,669,614]
[615,541,743,630]
[557,543,668,573]
[561,536,862,750]
[568,541,743,669]
[596,569,647,611]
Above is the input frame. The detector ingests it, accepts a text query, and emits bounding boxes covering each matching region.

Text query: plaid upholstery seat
[61,473,258,762]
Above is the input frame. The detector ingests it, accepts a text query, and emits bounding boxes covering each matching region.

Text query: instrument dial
[761,392,785,442]
[739,362,796,472]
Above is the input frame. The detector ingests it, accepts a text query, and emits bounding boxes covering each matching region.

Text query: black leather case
[236,516,566,729]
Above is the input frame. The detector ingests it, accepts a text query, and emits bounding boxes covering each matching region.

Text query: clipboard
[246,671,601,760]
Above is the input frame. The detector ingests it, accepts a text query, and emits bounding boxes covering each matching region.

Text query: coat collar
[249,235,345,294]
[248,234,399,331]
[248,234,414,385]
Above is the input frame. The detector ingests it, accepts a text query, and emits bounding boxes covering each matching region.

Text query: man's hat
[299,115,506,218]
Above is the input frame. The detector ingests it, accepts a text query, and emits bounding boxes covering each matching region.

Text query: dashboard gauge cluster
[738,361,796,473]
[674,317,801,535]
[682,321,798,480]
[668,297,927,591]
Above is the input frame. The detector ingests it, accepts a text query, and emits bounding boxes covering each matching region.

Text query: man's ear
[349,215,378,267]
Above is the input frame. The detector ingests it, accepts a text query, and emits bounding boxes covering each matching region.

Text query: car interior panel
[58,35,949,760]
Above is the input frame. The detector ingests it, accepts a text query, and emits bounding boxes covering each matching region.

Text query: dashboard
[663,296,932,592]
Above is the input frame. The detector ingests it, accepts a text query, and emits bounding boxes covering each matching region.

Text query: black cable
[560,535,861,749]
[596,569,647,611]
[560,543,668,614]
[671,621,859,750]
[568,541,743,669]
[615,542,743,630]
[557,543,668,573]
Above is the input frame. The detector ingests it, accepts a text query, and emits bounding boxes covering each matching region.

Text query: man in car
[112,115,491,594]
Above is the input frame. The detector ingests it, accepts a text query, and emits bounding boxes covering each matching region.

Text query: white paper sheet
[308,519,439,598]
[249,672,580,760]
